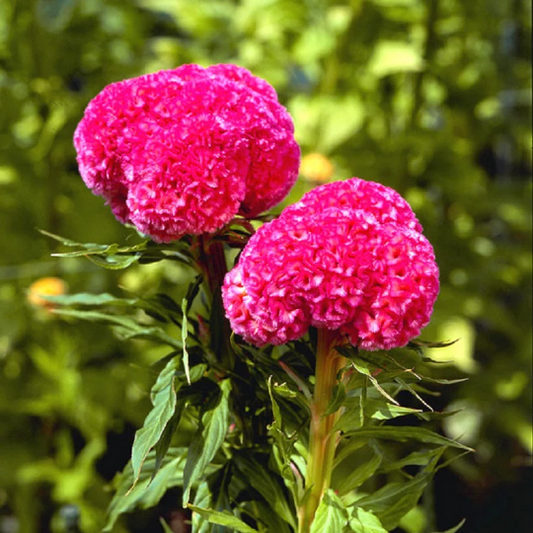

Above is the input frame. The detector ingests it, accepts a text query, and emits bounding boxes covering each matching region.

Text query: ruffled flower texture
[222,178,439,351]
[74,64,300,242]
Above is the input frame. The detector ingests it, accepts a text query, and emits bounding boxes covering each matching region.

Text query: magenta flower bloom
[222,178,439,350]
[74,64,300,242]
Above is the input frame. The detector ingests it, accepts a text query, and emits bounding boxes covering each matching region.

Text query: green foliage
[1,0,530,532]
[309,490,347,532]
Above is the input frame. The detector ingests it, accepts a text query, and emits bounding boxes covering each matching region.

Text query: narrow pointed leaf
[183,379,231,504]
[234,454,297,528]
[353,471,431,530]
[335,451,382,496]
[181,298,191,384]
[353,453,444,530]
[129,355,183,490]
[188,505,259,533]
[84,253,140,269]
[51,309,182,349]
[44,292,136,306]
[343,426,473,451]
[431,519,466,533]
[104,448,188,532]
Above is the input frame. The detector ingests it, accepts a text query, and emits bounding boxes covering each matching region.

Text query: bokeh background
[0,0,531,532]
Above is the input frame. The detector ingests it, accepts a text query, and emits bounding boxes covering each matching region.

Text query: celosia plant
[74,63,300,242]
[44,66,468,533]
[222,177,440,529]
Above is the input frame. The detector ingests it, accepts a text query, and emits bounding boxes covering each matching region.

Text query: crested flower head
[222,178,439,350]
[74,64,300,242]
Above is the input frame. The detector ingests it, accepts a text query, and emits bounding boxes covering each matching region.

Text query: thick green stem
[299,329,345,533]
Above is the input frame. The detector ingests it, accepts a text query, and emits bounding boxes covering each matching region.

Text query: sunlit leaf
[84,253,140,270]
[44,292,136,306]
[188,505,259,533]
[309,489,348,533]
[349,507,388,533]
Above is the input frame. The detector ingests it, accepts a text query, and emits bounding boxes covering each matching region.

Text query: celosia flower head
[74,64,300,242]
[222,178,439,350]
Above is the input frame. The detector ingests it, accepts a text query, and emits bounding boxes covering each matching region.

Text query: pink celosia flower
[74,64,300,242]
[280,178,423,232]
[222,178,439,350]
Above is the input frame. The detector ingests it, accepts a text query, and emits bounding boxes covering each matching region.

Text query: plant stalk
[298,328,345,533]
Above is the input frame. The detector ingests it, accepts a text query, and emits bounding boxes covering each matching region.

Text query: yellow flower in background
[299,153,334,183]
[27,277,67,309]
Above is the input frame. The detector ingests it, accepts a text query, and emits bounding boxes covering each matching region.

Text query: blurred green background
[0,0,531,532]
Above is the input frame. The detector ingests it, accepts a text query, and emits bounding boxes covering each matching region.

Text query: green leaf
[184,274,203,313]
[44,292,136,306]
[350,360,399,405]
[84,253,140,270]
[272,381,298,398]
[104,448,188,532]
[153,399,185,479]
[353,473,430,530]
[352,454,443,530]
[349,508,388,533]
[38,229,114,250]
[181,298,191,385]
[309,489,348,533]
[325,383,347,416]
[342,426,473,451]
[251,501,293,533]
[183,379,231,504]
[234,454,297,528]
[367,400,422,421]
[334,438,368,467]
[395,377,434,411]
[431,519,466,533]
[159,518,174,533]
[192,481,212,533]
[130,354,183,490]
[335,451,382,496]
[379,447,448,474]
[266,377,300,503]
[51,308,182,349]
[334,400,421,433]
[188,505,259,533]
[192,465,233,533]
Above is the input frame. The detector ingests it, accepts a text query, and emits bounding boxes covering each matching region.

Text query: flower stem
[197,237,235,371]
[298,328,345,533]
